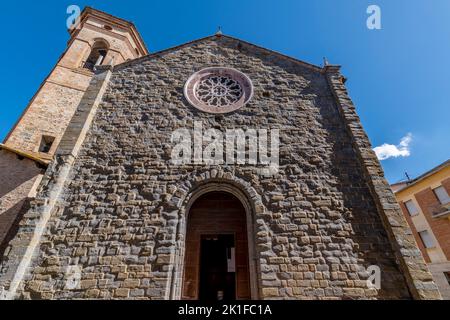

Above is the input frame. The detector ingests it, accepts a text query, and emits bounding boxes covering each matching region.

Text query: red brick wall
[399,202,431,263]
[442,177,450,195]
[415,187,450,260]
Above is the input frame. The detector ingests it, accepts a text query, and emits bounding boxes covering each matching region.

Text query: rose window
[184,67,253,114]
[195,76,243,108]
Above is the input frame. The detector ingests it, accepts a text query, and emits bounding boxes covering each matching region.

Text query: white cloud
[373,133,413,161]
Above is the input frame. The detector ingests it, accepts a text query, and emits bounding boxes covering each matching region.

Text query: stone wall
[325,66,440,299]
[0,36,438,299]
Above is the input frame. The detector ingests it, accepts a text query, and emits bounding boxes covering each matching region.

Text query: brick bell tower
[0,7,148,256]
[2,7,148,161]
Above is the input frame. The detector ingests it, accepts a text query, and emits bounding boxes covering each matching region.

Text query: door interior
[199,234,236,301]
[182,191,251,300]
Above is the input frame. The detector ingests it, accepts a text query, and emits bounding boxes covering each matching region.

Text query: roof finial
[323,57,329,66]
[216,26,223,36]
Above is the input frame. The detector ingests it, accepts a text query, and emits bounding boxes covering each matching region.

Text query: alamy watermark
[66,5,81,30]
[171,121,279,176]
[64,265,82,290]
[367,265,381,290]
[367,5,382,30]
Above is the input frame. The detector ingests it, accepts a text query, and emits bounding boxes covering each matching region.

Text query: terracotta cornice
[0,144,50,166]
[70,7,149,56]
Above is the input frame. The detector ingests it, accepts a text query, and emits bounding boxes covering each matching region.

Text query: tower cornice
[69,7,149,56]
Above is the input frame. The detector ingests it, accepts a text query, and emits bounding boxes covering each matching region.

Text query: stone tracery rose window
[184,67,253,113]
[195,75,243,108]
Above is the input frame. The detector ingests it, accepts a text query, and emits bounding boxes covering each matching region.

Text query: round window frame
[184,67,254,114]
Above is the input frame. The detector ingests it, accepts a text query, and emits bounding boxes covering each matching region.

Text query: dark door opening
[182,191,251,300]
[199,234,236,301]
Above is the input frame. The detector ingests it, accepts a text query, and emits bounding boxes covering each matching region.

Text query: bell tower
[2,7,148,161]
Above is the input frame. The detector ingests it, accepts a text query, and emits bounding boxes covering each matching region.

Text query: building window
[404,200,419,216]
[433,186,450,205]
[83,40,109,71]
[445,272,450,285]
[39,135,55,153]
[418,230,435,249]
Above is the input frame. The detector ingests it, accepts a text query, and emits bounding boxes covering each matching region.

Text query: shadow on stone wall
[316,85,412,299]
[0,198,31,262]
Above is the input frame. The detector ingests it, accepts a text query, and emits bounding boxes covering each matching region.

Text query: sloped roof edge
[114,34,325,72]
[0,144,50,167]
[394,159,450,194]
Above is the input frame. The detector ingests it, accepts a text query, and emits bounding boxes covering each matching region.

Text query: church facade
[0,7,441,300]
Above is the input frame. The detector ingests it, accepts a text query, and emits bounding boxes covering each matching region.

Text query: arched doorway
[182,191,251,300]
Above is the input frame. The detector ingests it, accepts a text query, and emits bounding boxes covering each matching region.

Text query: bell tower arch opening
[83,39,110,71]
[181,191,256,301]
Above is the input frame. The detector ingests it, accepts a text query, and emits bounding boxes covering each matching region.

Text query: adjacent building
[392,160,450,299]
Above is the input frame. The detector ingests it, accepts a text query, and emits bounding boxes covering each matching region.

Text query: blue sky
[0,0,449,183]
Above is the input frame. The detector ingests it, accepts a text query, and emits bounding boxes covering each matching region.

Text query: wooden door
[182,192,251,300]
